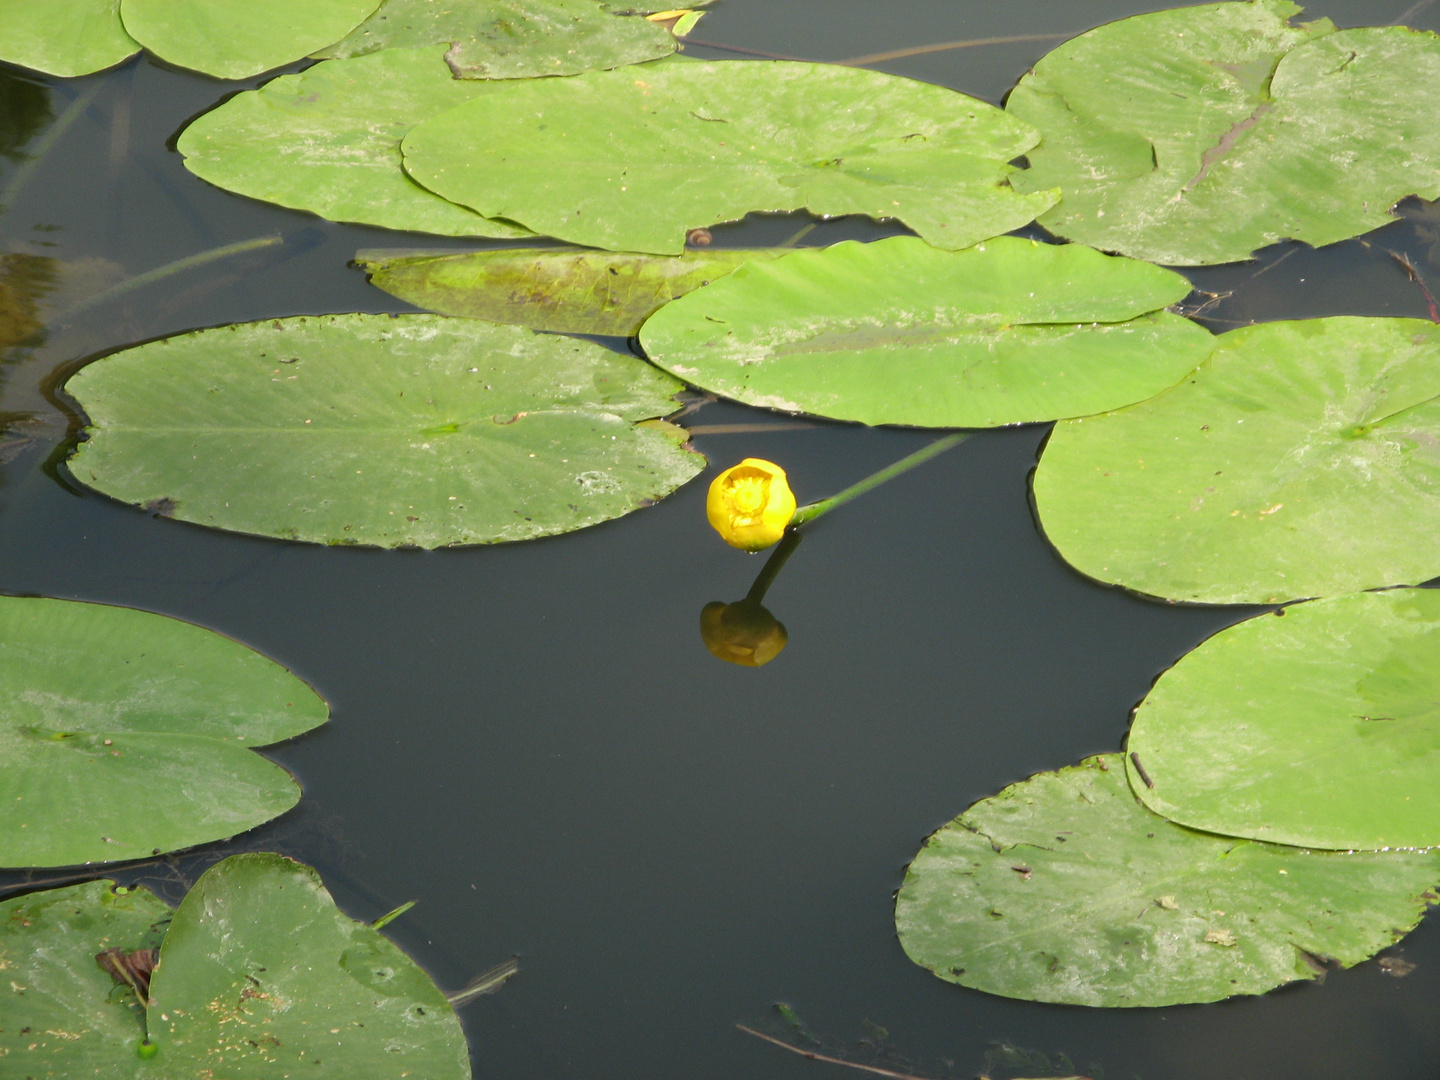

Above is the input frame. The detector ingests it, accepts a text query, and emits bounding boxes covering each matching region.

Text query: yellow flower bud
[699,600,788,667]
[706,458,797,551]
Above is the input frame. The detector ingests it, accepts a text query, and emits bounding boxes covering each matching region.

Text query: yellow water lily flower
[706,458,797,551]
[699,600,788,666]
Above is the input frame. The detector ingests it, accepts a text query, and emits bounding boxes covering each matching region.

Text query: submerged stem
[54,234,284,323]
[789,432,969,528]
[1,83,102,212]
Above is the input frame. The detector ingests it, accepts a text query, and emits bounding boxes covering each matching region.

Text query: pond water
[3,1,1440,1078]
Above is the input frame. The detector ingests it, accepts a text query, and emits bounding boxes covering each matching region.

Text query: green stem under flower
[788,432,970,528]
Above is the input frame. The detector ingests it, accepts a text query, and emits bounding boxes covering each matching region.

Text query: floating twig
[737,1024,939,1080]
[448,955,520,1007]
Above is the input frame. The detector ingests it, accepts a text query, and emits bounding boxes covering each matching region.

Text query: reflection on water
[700,528,802,666]
[0,67,50,171]
[0,251,55,348]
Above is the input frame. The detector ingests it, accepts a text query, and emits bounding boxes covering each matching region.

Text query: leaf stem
[53,234,285,323]
[1,82,102,212]
[789,432,969,528]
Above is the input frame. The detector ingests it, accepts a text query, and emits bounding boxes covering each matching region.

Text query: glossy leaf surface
[640,236,1213,426]
[1129,589,1440,851]
[149,854,470,1078]
[0,856,470,1078]
[401,58,1056,255]
[65,314,704,547]
[356,245,783,336]
[120,0,382,79]
[0,0,140,77]
[1008,2,1440,264]
[179,46,526,238]
[315,0,676,79]
[895,755,1440,1007]
[0,879,169,1072]
[1035,317,1440,604]
[0,596,327,867]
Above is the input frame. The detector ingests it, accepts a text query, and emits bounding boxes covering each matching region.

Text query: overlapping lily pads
[1127,589,1440,851]
[179,46,527,237]
[1035,317,1440,604]
[64,313,704,547]
[0,0,140,77]
[895,755,1440,1007]
[314,0,677,79]
[639,236,1214,427]
[121,0,382,79]
[1,853,470,1077]
[400,58,1058,255]
[1008,1,1440,265]
[0,596,327,868]
[357,245,783,336]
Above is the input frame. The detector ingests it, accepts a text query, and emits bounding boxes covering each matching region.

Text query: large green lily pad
[178,46,526,238]
[314,0,676,79]
[0,879,170,1070]
[65,313,704,547]
[1008,1,1440,265]
[356,245,784,336]
[1034,317,1440,604]
[895,755,1440,1007]
[0,854,471,1078]
[120,0,381,79]
[639,236,1214,427]
[0,0,140,77]
[401,58,1057,255]
[0,596,327,868]
[1128,589,1440,851]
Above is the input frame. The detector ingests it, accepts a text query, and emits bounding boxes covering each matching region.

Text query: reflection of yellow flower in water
[700,600,788,666]
[706,458,796,551]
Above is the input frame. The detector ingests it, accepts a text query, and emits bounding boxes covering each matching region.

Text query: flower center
[726,472,770,522]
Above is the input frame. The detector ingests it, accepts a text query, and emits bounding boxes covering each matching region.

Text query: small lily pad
[120,0,382,79]
[64,313,704,547]
[639,236,1214,427]
[1008,1,1440,264]
[1034,316,1440,604]
[0,595,327,868]
[314,0,677,80]
[0,0,140,77]
[401,57,1056,255]
[0,854,471,1077]
[179,46,527,237]
[1128,589,1440,851]
[895,755,1440,1007]
[356,245,784,336]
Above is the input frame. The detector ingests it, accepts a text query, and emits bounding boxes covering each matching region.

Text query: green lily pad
[0,878,170,1069]
[1007,1,1440,265]
[314,0,676,80]
[119,0,382,79]
[0,596,327,868]
[1,854,471,1078]
[1034,316,1440,604]
[0,0,140,78]
[356,245,784,336]
[401,58,1057,255]
[178,46,526,238]
[64,313,704,547]
[895,754,1440,1007]
[1128,589,1440,851]
[638,236,1214,427]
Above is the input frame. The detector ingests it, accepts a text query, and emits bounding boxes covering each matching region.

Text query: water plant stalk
[1,83,102,211]
[788,431,970,528]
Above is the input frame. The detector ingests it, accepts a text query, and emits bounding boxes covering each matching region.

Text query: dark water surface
[3,2,1440,1078]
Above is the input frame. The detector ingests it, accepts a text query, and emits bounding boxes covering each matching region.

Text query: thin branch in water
[2,82,103,210]
[736,1024,939,1080]
[837,34,1067,67]
[1249,244,1301,278]
[1385,249,1440,322]
[1392,0,1437,26]
[678,37,813,62]
[448,955,520,1007]
[686,422,819,435]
